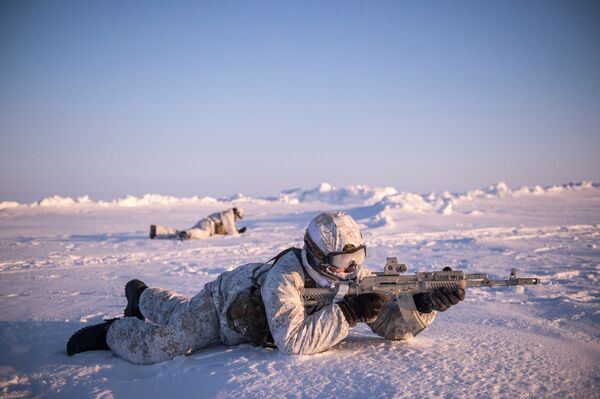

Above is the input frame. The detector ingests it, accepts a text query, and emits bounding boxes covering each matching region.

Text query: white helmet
[303,211,366,280]
[232,207,244,219]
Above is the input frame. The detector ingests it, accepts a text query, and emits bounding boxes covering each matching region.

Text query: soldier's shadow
[333,329,432,358]
[337,333,396,351]
[16,233,147,244]
[59,233,146,243]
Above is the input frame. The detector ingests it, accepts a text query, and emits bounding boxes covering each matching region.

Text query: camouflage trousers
[153,220,214,240]
[106,286,220,364]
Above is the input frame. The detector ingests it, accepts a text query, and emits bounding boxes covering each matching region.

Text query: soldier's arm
[261,257,350,355]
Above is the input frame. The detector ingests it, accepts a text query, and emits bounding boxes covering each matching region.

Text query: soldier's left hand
[413,287,465,313]
[431,287,465,311]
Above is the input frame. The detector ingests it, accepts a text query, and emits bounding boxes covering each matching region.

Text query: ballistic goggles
[304,232,367,270]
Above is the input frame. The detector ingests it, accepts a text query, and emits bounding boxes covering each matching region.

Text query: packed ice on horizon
[1,180,597,212]
[0,181,598,398]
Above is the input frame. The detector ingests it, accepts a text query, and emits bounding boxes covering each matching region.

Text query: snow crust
[0,181,599,398]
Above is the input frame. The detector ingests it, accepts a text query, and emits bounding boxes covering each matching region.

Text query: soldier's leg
[107,287,220,364]
[183,228,212,240]
[185,219,215,239]
[152,225,179,239]
[138,288,190,325]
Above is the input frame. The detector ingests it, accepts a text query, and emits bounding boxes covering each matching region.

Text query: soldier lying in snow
[67,211,464,364]
[149,207,246,240]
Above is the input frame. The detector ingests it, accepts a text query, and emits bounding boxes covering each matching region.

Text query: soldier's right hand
[338,293,386,326]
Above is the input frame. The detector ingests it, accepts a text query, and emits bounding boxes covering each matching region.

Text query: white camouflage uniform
[153,208,240,240]
[107,252,435,364]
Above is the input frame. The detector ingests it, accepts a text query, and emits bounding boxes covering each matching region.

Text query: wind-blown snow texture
[0,182,599,398]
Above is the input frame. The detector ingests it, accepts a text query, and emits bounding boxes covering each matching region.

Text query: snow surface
[0,182,599,398]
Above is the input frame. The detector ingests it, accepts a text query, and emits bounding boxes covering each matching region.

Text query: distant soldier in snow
[149,207,246,240]
[67,211,464,364]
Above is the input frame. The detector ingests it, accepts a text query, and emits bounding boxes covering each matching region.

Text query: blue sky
[1,1,599,201]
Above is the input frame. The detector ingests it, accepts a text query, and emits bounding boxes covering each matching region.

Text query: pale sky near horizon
[1,1,599,202]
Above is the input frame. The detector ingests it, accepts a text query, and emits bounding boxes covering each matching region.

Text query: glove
[413,287,465,314]
[237,227,247,234]
[338,293,386,326]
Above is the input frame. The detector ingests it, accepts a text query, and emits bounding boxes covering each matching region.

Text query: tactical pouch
[228,248,303,348]
[228,291,274,347]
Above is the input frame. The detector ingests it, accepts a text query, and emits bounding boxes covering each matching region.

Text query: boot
[178,231,190,240]
[67,318,117,356]
[124,279,147,320]
[149,225,156,239]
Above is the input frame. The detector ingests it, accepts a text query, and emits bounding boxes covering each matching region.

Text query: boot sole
[124,280,146,320]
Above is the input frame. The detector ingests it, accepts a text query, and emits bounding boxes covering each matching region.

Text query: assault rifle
[303,258,538,325]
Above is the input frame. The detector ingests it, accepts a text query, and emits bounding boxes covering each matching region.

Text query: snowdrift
[1,181,597,211]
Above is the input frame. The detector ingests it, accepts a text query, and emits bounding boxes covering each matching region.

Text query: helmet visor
[327,246,366,270]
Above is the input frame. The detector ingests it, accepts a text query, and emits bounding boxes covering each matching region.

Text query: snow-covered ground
[1,182,599,398]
